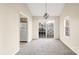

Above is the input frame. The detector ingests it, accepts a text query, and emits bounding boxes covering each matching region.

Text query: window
[64,16,70,37]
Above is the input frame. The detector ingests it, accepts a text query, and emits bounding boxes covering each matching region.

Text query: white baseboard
[0,47,20,55]
[60,39,78,55]
[12,47,20,55]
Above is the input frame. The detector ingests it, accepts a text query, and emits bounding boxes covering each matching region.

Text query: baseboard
[60,39,77,55]
[0,47,20,55]
[12,47,20,55]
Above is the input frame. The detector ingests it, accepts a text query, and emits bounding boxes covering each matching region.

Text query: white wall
[60,3,79,54]
[27,17,32,42]
[0,4,32,55]
[32,16,59,40]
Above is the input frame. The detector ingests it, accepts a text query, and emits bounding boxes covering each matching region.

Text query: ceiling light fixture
[43,3,49,19]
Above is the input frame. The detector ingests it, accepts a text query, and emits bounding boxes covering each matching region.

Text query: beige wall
[32,16,60,40]
[60,3,79,54]
[1,3,79,55]
[0,4,32,55]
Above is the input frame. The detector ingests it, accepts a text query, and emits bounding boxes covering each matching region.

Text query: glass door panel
[47,23,54,38]
[39,23,46,38]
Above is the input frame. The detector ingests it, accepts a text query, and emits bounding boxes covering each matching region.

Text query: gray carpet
[16,39,76,55]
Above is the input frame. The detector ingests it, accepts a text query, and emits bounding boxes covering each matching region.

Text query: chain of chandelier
[43,3,49,19]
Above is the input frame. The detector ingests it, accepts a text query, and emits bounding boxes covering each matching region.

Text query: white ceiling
[27,3,65,16]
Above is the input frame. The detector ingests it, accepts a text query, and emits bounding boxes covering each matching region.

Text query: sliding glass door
[39,22,46,38]
[47,23,54,38]
[39,20,54,38]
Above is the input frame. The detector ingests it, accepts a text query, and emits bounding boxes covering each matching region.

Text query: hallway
[16,39,76,55]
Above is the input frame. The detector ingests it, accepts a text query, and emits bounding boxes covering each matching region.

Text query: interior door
[20,18,28,41]
[20,23,27,41]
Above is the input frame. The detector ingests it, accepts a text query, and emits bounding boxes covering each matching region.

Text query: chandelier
[43,3,49,19]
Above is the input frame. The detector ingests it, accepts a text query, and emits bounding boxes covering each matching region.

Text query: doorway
[20,18,28,47]
[39,20,54,38]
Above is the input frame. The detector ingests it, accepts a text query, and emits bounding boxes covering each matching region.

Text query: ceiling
[27,3,65,16]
